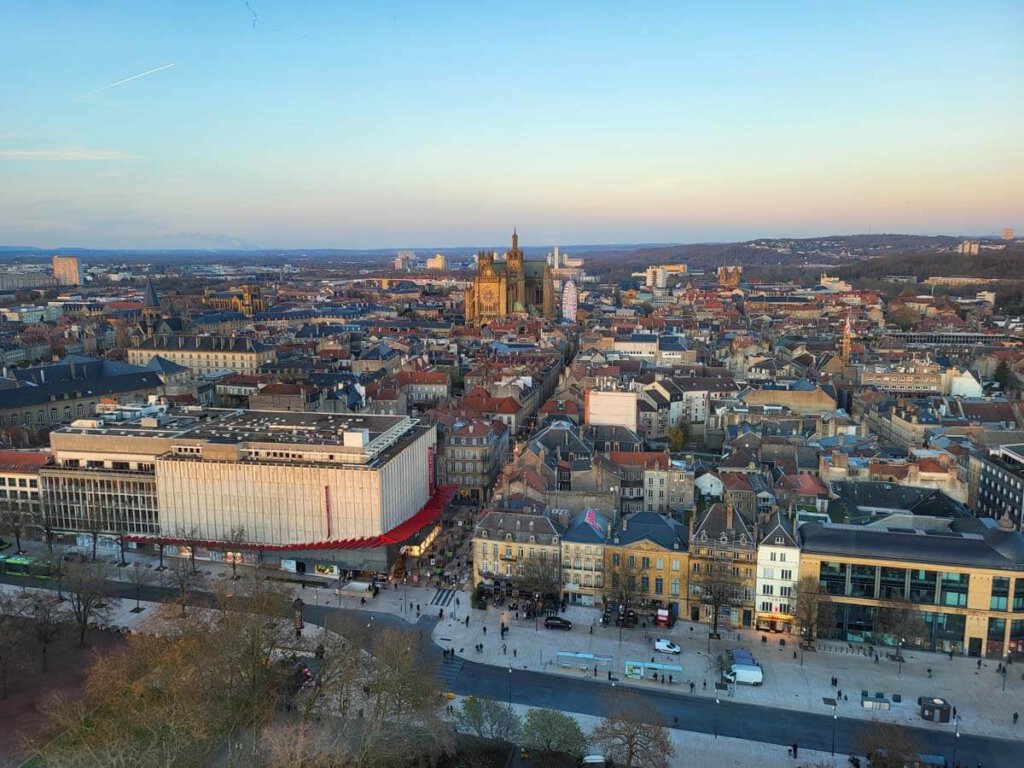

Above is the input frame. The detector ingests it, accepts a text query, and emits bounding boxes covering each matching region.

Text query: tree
[855,721,921,768]
[666,424,689,453]
[889,306,919,331]
[456,697,522,742]
[994,359,1013,391]
[521,708,587,760]
[224,525,247,579]
[177,525,204,573]
[165,557,206,615]
[512,555,562,602]
[65,562,113,647]
[82,508,106,562]
[22,592,68,672]
[692,562,742,636]
[604,558,640,612]
[590,694,676,768]
[874,597,927,648]
[0,503,29,554]
[794,575,832,642]
[127,561,156,610]
[0,592,25,698]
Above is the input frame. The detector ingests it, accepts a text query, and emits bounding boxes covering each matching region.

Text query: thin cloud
[0,148,136,161]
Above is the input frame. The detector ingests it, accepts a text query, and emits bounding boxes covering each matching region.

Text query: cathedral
[464,231,555,325]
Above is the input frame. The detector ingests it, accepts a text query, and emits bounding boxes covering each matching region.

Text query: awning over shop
[123,485,457,552]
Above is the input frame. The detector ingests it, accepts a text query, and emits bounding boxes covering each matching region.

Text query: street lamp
[714,695,720,739]
[823,697,838,756]
[897,638,905,676]
[507,667,512,706]
[952,717,960,765]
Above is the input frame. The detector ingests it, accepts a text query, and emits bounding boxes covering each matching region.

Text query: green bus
[0,555,54,578]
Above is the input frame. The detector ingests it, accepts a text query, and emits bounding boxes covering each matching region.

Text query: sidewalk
[430,598,1024,741]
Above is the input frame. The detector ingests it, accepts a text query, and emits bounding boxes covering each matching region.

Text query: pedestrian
[483,626,487,635]
[927,668,932,678]
[1014,712,1019,725]
[978,658,983,669]
[502,644,507,655]
[690,681,695,693]
[838,689,842,700]
[793,650,797,659]
[513,648,517,658]
[792,742,798,758]
[608,670,612,680]
[465,616,469,627]
[703,680,707,691]
[952,707,957,719]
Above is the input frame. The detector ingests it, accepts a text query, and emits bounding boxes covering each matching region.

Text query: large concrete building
[41,403,443,575]
[52,255,81,286]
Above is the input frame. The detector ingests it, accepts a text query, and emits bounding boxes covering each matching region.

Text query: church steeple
[511,229,519,254]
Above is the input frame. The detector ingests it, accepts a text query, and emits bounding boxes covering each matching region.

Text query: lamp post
[823,697,838,756]
[897,638,905,676]
[714,695,720,739]
[507,667,512,706]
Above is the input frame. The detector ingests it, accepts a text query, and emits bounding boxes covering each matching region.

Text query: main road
[4,573,1018,766]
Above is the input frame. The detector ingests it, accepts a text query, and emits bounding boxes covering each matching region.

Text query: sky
[0,1,1021,250]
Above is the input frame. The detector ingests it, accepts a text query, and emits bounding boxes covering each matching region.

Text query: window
[780,586,792,597]
[640,576,650,593]
[641,557,651,569]
[991,577,1010,611]
[770,552,777,562]
[760,601,773,612]
[671,559,680,572]
[762,584,774,595]
[940,572,969,608]
[781,569,792,580]
[655,578,663,595]
[671,579,680,596]
[655,558,663,571]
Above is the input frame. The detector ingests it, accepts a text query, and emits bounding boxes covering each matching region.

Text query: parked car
[654,639,681,654]
[544,616,573,631]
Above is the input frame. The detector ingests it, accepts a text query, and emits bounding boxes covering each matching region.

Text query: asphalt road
[4,573,1019,766]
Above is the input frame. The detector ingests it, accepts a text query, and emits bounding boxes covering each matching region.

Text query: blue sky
[0,1,1021,249]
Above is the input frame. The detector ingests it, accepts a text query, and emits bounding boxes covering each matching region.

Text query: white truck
[723,663,763,686]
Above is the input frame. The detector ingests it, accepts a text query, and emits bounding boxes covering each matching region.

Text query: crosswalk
[437,655,464,689]
[429,588,457,608]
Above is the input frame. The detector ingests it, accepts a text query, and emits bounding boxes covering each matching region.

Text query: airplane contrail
[71,63,176,101]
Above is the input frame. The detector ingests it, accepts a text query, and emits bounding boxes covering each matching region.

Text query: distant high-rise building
[52,255,81,286]
[426,253,448,271]
[959,241,980,256]
[562,279,578,322]
[1003,228,1016,242]
[394,251,416,271]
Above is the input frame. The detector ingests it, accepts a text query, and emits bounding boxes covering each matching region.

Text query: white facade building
[754,514,800,632]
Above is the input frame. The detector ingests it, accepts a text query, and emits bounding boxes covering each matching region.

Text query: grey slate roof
[611,511,688,551]
[799,520,1024,571]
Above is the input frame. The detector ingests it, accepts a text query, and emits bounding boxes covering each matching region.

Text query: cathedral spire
[511,229,519,253]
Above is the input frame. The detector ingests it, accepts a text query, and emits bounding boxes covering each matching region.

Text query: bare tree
[855,721,921,768]
[604,558,640,613]
[456,697,522,742]
[127,562,156,611]
[0,592,25,698]
[65,562,114,647]
[22,592,68,672]
[794,574,832,642]
[224,525,247,579]
[512,554,561,600]
[874,597,927,648]
[82,508,107,563]
[590,693,676,768]
[0,503,29,554]
[176,525,204,573]
[40,545,68,599]
[692,562,742,636]
[164,557,206,615]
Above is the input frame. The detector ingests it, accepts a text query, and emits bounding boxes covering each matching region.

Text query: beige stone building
[128,336,276,376]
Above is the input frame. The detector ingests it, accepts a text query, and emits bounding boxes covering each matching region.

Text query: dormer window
[775,536,783,545]
[505,533,512,541]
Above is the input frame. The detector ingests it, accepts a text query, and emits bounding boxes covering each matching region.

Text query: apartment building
[970,444,1024,531]
[129,336,276,376]
[606,511,689,614]
[561,508,610,606]
[754,513,800,632]
[689,502,757,627]
[472,510,562,590]
[0,451,52,546]
[435,418,509,503]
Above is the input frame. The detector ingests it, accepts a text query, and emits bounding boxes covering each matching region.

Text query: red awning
[122,485,457,552]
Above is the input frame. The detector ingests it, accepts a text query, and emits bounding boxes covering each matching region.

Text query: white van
[723,663,763,686]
